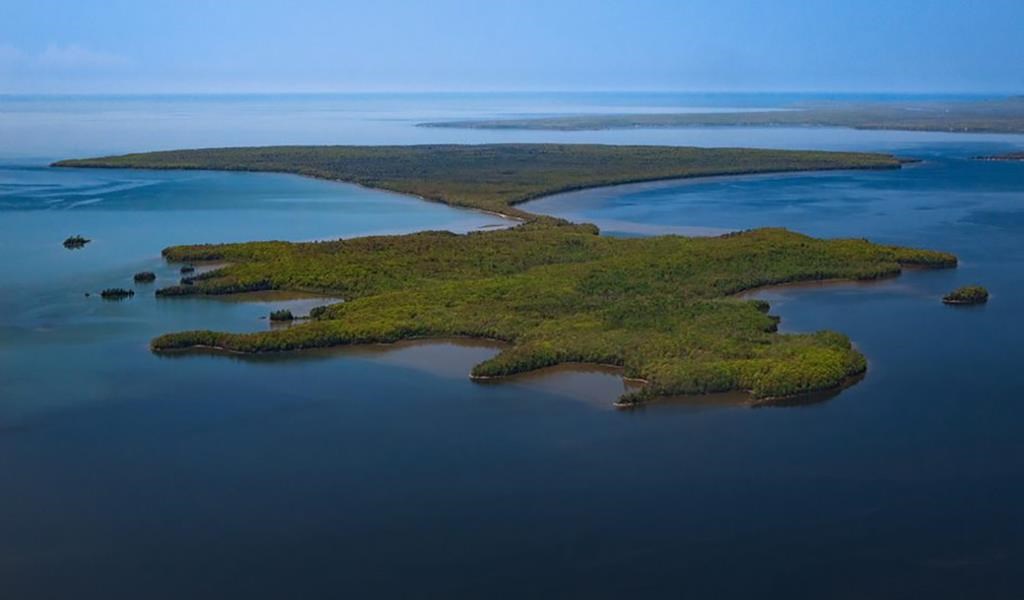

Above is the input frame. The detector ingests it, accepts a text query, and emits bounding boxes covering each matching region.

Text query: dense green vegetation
[53,144,902,220]
[63,235,90,249]
[421,98,1024,134]
[149,223,955,403]
[269,309,295,321]
[180,265,196,274]
[943,285,988,305]
[100,288,135,300]
[974,152,1024,161]
[133,271,157,283]
[57,143,958,403]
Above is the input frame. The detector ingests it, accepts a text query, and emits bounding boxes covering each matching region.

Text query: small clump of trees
[133,271,157,283]
[943,285,988,305]
[100,288,135,300]
[269,309,294,321]
[63,235,90,249]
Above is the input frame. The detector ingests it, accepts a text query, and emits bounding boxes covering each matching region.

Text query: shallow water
[2,94,1024,598]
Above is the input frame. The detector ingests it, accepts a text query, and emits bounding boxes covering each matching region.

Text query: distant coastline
[419,97,1024,134]
[973,152,1024,161]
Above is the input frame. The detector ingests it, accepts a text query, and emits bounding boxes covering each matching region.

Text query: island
[53,144,903,220]
[419,97,1024,134]
[56,144,957,405]
[943,285,988,305]
[134,271,157,283]
[63,235,91,249]
[974,152,1024,161]
[269,309,295,322]
[100,288,135,300]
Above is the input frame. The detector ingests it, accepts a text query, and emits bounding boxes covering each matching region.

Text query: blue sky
[2,0,1022,93]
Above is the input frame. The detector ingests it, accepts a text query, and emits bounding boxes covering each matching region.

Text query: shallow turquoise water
[2,94,1024,598]
[0,165,506,421]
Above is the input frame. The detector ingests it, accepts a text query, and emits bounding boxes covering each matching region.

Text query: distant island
[63,235,90,249]
[56,144,956,405]
[943,285,988,305]
[54,144,903,221]
[974,152,1024,161]
[419,97,1024,134]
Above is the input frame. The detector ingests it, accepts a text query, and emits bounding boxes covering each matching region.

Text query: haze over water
[2,94,1024,598]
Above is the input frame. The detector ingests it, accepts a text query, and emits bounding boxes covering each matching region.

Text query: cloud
[36,43,130,69]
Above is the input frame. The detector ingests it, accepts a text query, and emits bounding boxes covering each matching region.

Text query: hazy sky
[2,0,1023,94]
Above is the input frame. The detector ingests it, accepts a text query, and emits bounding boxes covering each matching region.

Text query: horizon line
[1,89,1021,97]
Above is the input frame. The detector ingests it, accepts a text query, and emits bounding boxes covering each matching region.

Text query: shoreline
[53,162,902,229]
[154,335,862,409]
[152,263,945,408]
[422,120,1024,135]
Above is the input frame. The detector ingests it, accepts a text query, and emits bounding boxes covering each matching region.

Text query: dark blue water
[2,94,1024,598]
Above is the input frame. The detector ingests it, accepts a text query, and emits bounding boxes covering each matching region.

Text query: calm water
[1,94,1024,598]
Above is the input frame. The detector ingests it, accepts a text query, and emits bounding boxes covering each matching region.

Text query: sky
[1,0,1023,94]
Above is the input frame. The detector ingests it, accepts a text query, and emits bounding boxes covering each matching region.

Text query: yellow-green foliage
[54,144,902,220]
[151,223,955,402]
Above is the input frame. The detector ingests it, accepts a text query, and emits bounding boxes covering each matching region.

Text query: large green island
[56,144,957,404]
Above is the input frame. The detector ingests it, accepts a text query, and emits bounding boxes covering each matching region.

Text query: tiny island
[943,285,989,305]
[134,271,157,283]
[56,144,959,405]
[100,288,135,300]
[63,235,90,249]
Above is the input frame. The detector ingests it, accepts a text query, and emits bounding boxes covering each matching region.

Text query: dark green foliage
[100,288,134,300]
[133,271,156,283]
[150,224,955,402]
[269,309,294,321]
[63,235,90,249]
[180,265,196,274]
[54,144,902,220]
[943,285,988,305]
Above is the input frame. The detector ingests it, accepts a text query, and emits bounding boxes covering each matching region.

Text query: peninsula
[56,144,956,404]
[54,144,902,220]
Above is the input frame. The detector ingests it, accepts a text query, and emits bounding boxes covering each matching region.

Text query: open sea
[1,93,1023,598]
